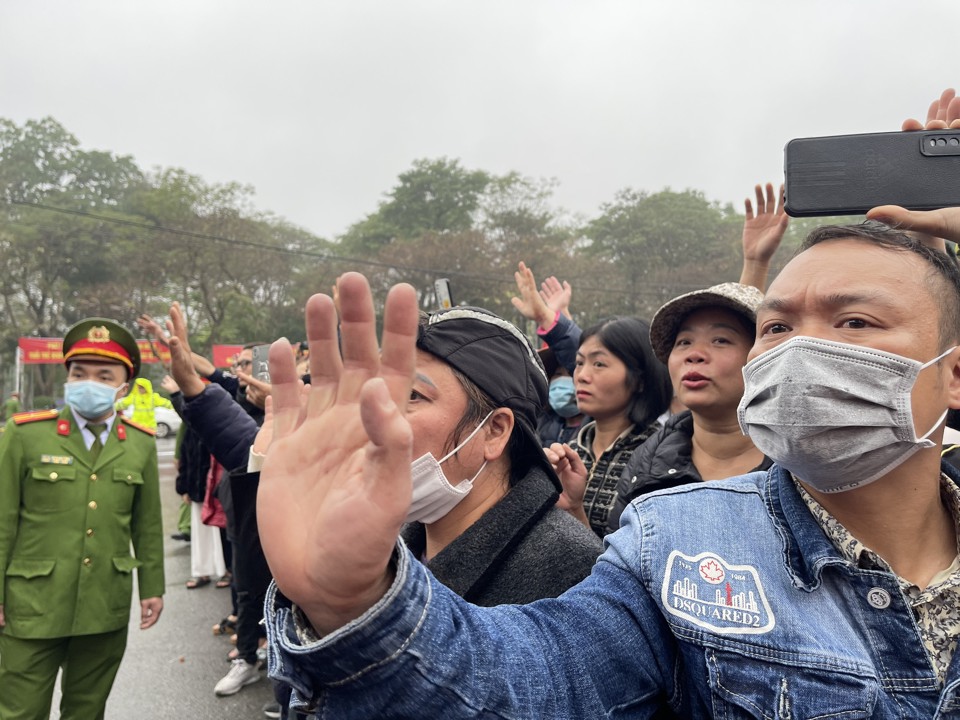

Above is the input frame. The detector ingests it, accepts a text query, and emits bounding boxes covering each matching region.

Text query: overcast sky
[2,0,957,239]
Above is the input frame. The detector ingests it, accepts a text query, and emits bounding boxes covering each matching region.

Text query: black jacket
[401,467,603,606]
[607,410,772,534]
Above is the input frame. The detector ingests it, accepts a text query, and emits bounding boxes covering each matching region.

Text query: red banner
[138,340,171,365]
[19,337,170,365]
[18,338,64,364]
[213,344,245,368]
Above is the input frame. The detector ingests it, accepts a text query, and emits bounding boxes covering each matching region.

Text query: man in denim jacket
[257,110,960,717]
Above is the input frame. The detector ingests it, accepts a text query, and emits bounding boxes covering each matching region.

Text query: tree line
[0,116,839,400]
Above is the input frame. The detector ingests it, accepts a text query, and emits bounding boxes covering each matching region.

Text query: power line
[3,200,721,298]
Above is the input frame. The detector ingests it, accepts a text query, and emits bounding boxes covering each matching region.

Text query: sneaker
[262,701,281,719]
[214,658,261,696]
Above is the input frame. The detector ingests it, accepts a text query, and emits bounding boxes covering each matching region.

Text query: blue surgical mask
[65,380,122,420]
[548,377,579,418]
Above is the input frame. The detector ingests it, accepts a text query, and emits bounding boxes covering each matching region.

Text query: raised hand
[160,375,180,394]
[739,183,789,292]
[511,261,555,327]
[137,313,170,344]
[165,302,206,398]
[903,88,960,131]
[867,206,960,247]
[540,275,573,320]
[256,273,419,634]
[867,88,960,253]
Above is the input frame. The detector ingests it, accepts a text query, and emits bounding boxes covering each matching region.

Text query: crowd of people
[1,87,960,719]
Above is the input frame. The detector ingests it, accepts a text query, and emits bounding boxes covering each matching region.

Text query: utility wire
[3,200,719,297]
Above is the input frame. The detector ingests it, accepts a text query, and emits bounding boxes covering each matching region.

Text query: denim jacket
[265,462,960,719]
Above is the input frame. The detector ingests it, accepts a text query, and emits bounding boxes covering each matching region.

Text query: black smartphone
[251,344,271,384]
[784,129,960,217]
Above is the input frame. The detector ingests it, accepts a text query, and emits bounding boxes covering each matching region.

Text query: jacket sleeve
[538,314,582,375]
[154,394,174,411]
[180,384,260,473]
[132,438,165,599]
[204,368,240,397]
[0,425,24,605]
[265,520,672,718]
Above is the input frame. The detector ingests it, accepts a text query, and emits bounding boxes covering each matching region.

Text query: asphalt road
[48,436,276,719]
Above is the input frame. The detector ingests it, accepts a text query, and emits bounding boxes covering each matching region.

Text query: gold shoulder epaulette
[121,416,156,436]
[12,409,60,425]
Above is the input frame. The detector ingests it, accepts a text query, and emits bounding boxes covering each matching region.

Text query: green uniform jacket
[0,407,165,638]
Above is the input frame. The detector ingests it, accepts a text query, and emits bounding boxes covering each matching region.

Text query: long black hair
[579,316,672,429]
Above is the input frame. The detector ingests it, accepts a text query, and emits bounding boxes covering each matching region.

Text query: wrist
[537,310,561,334]
[180,377,206,399]
[298,568,396,636]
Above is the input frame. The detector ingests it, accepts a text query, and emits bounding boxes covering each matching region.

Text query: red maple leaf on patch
[699,559,724,583]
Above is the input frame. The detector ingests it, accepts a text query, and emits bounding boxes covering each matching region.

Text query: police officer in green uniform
[0,318,165,720]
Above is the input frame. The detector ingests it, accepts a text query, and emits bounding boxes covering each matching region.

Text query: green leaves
[1,115,812,403]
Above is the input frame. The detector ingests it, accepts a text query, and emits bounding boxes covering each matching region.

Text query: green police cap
[62,318,141,379]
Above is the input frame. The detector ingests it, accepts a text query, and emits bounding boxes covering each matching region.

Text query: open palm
[256,274,419,633]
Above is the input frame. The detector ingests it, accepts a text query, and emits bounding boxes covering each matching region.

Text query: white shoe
[215,658,261,696]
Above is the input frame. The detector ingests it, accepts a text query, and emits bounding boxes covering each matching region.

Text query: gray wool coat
[401,466,604,606]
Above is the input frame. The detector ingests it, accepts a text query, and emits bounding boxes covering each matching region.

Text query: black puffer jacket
[606,410,772,534]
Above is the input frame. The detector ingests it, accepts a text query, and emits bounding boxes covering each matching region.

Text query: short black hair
[579,316,672,429]
[801,222,960,347]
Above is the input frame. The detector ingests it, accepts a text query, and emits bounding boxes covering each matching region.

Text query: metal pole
[14,344,21,396]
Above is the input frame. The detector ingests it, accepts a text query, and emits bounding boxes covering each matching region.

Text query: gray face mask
[738,336,954,493]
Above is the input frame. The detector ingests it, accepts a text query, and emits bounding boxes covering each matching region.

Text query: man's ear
[946,346,960,410]
[483,408,515,462]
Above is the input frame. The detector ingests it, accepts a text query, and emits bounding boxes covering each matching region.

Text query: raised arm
[257,273,419,632]
[739,183,788,292]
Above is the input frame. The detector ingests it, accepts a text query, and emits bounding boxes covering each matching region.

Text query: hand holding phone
[784,130,960,217]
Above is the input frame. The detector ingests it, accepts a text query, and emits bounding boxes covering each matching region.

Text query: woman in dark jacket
[607,282,773,533]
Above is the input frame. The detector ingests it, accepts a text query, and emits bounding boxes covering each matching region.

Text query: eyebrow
[677,321,748,335]
[576,349,611,359]
[758,291,894,315]
[414,372,436,389]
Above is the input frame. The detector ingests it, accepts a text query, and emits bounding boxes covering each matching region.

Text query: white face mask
[738,336,955,493]
[406,411,494,524]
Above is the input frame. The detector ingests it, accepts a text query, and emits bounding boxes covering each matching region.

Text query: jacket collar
[764,463,851,591]
[764,461,960,591]
[401,467,558,602]
[59,406,122,471]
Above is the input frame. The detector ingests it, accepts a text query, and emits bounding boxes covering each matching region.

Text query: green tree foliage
[340,158,491,254]
[582,188,743,319]
[2,115,847,406]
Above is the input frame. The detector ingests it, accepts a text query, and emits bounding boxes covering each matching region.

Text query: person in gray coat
[398,306,603,605]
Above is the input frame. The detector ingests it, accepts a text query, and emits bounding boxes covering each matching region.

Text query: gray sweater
[401,466,603,606]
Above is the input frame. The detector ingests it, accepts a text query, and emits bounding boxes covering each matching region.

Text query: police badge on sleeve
[661,550,775,635]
